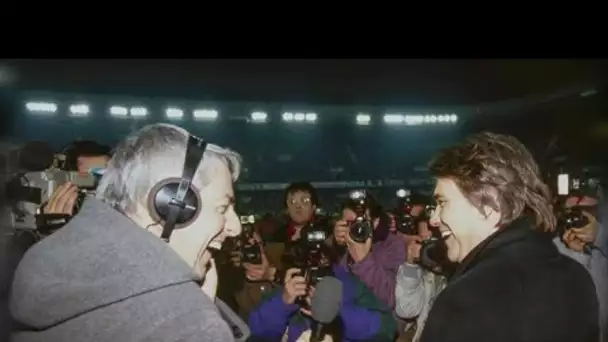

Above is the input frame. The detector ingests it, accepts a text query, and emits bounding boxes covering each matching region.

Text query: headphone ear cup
[148,178,202,228]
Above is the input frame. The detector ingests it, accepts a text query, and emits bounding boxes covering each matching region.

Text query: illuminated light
[305,112,317,122]
[251,111,268,123]
[294,112,306,122]
[26,101,57,113]
[404,115,424,125]
[130,107,148,117]
[68,104,89,116]
[349,189,366,200]
[109,106,128,117]
[383,114,404,124]
[449,114,458,123]
[282,112,294,121]
[193,109,218,121]
[165,107,184,119]
[429,115,438,123]
[356,113,371,125]
[396,189,410,198]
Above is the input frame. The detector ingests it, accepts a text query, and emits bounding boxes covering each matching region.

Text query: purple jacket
[248,265,396,342]
[340,232,405,308]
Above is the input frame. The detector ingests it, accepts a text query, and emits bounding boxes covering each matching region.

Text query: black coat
[420,217,599,342]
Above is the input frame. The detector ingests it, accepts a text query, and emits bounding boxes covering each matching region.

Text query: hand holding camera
[243,248,273,282]
[562,211,598,253]
[282,268,308,305]
[333,220,349,245]
[404,235,422,264]
[346,234,372,263]
[43,182,79,215]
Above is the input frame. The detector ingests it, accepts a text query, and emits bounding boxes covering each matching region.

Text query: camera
[416,235,449,272]
[289,222,332,307]
[348,190,373,243]
[554,172,597,236]
[394,189,436,235]
[556,207,590,236]
[238,215,262,265]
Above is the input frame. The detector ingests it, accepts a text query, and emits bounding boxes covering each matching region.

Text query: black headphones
[147,135,208,242]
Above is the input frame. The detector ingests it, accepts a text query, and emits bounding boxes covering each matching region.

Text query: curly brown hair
[429,132,556,232]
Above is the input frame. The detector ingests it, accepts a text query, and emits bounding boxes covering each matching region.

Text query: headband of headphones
[159,135,207,242]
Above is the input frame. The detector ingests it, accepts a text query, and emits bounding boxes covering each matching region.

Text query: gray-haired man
[10,123,243,342]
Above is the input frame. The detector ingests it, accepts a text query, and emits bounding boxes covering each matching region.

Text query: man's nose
[429,209,440,228]
[225,213,242,237]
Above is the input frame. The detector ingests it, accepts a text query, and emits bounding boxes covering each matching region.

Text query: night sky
[2,59,606,106]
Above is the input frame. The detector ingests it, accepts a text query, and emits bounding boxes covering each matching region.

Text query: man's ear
[481,205,501,228]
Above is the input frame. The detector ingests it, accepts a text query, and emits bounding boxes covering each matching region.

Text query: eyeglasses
[288,197,312,207]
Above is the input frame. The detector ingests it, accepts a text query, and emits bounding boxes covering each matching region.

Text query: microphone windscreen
[311,276,342,324]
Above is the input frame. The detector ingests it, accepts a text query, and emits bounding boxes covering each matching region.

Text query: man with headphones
[9,124,243,342]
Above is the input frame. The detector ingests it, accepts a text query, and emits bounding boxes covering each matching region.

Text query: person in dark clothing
[420,132,599,342]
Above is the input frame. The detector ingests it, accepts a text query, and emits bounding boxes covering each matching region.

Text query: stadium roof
[2,59,606,107]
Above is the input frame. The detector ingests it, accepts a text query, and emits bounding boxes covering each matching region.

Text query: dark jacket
[10,197,233,342]
[248,265,396,342]
[420,217,599,342]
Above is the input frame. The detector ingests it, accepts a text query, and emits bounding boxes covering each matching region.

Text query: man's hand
[43,182,79,215]
[299,286,315,316]
[243,247,274,281]
[405,235,422,264]
[333,220,349,245]
[346,234,372,263]
[296,329,334,342]
[562,211,598,253]
[282,268,307,305]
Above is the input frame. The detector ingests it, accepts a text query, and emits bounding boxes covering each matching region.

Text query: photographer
[554,193,608,342]
[333,194,405,308]
[232,182,324,318]
[42,141,110,214]
[395,215,447,342]
[248,245,396,341]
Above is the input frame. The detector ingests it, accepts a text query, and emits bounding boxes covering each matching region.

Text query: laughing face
[429,178,501,262]
[165,161,242,279]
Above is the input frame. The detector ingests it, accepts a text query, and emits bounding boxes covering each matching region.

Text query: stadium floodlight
[193,109,218,121]
[251,111,268,123]
[282,112,294,121]
[109,106,129,117]
[130,106,148,118]
[26,101,57,114]
[282,111,316,123]
[304,112,317,122]
[383,114,404,124]
[356,113,371,125]
[69,104,90,117]
[166,107,184,119]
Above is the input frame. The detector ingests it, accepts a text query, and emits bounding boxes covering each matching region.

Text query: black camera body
[348,190,373,243]
[417,236,448,272]
[394,194,436,235]
[238,215,262,265]
[291,222,333,308]
[556,207,590,236]
[299,222,330,284]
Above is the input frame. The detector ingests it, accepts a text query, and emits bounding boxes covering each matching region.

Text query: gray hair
[96,123,242,214]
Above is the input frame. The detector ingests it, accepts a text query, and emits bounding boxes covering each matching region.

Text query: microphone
[310,276,343,342]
